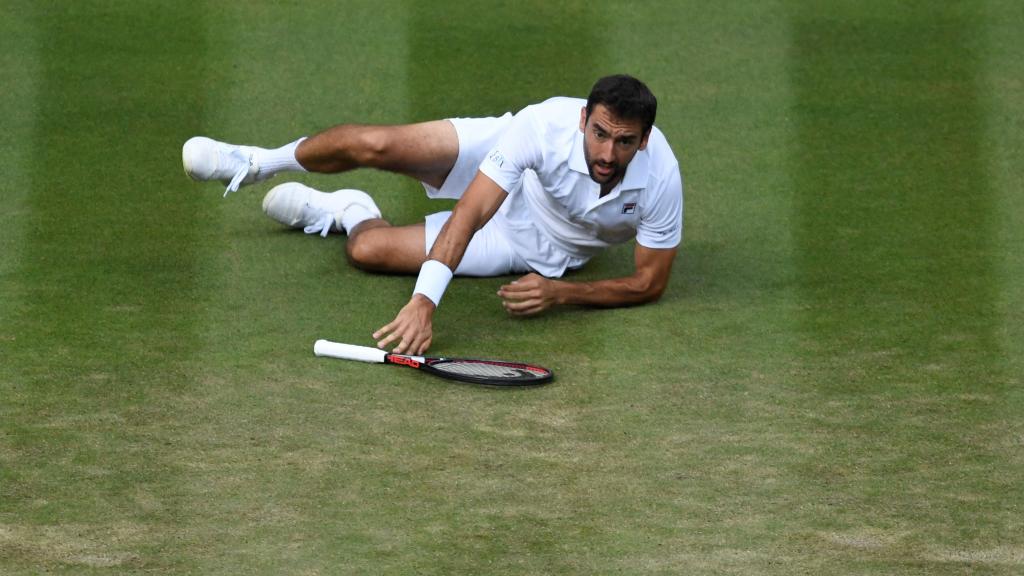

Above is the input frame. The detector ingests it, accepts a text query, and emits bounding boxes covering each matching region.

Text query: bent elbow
[643,283,667,303]
[632,276,668,304]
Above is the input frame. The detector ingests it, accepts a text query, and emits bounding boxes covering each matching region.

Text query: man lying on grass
[182,74,683,355]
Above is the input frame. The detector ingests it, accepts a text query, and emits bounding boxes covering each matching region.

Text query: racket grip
[313,340,387,363]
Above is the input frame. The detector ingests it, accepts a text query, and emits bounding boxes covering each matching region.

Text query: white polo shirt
[479,97,683,277]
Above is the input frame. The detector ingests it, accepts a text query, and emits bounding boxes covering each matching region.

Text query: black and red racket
[313,340,553,386]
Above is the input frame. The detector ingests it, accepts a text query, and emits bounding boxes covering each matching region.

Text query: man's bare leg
[296,120,458,189]
[183,120,459,193]
[185,120,457,274]
[345,220,427,274]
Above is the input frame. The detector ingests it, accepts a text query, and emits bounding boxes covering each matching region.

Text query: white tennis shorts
[421,114,531,277]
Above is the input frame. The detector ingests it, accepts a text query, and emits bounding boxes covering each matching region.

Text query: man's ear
[639,129,651,151]
[579,106,588,132]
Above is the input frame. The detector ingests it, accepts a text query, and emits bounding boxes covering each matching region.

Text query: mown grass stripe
[2,2,212,572]
[0,0,39,350]
[787,4,1017,567]
[330,4,614,572]
[791,9,999,387]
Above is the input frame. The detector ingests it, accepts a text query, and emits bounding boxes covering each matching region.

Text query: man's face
[579,104,650,192]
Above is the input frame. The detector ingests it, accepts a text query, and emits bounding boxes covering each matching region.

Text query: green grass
[2,1,1022,574]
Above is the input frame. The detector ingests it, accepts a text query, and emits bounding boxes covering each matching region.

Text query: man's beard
[584,151,620,185]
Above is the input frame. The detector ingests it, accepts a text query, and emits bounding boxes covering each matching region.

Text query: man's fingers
[503,298,542,316]
[500,285,538,301]
[502,297,535,311]
[372,320,396,341]
[497,285,523,298]
[412,336,431,356]
[381,330,410,354]
[507,304,541,317]
[393,333,429,355]
[374,319,407,350]
[375,296,436,354]
[376,331,400,351]
[375,322,425,355]
[498,274,540,296]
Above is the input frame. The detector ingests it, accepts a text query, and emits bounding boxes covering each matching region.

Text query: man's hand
[373,294,436,355]
[498,273,561,316]
[497,245,677,314]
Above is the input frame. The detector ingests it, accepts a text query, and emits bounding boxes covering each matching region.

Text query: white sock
[256,137,308,177]
[340,203,380,234]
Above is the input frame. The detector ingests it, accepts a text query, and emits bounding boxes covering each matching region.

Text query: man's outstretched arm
[497,243,677,316]
[373,172,508,354]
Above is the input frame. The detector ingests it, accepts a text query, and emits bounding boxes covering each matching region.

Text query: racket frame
[314,340,553,386]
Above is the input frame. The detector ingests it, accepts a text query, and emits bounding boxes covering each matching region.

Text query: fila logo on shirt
[622,202,637,214]
[488,149,505,168]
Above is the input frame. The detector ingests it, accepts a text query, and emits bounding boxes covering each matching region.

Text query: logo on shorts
[622,202,637,214]
[488,149,505,168]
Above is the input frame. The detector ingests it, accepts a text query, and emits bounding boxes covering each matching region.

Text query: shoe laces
[301,205,336,238]
[223,149,254,197]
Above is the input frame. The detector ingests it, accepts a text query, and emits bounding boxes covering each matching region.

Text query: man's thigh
[382,120,459,189]
[422,113,514,199]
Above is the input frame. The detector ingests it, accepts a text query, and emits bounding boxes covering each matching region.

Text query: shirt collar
[569,129,589,174]
[620,148,650,191]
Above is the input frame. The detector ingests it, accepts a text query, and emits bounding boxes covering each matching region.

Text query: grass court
[1,1,1022,574]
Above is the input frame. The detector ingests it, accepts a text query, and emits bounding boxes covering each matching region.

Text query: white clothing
[423,97,684,278]
[424,211,530,277]
[423,114,513,200]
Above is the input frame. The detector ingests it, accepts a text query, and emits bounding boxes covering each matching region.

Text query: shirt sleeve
[636,165,683,250]
[478,106,543,194]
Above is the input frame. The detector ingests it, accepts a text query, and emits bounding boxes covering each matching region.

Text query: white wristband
[413,259,453,307]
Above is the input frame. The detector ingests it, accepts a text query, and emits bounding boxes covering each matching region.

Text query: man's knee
[345,224,426,274]
[338,127,390,167]
[345,229,385,270]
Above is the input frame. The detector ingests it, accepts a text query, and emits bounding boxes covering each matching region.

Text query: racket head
[400,356,553,386]
[426,358,553,386]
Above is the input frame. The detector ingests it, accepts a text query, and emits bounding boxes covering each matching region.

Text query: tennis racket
[313,340,553,386]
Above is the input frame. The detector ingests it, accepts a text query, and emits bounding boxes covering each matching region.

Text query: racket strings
[430,360,548,380]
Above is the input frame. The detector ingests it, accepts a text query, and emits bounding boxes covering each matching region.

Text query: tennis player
[182,75,683,355]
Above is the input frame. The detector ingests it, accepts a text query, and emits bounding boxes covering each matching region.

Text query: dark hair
[585,74,658,134]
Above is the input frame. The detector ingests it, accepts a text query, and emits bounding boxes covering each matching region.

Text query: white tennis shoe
[261,182,381,237]
[182,136,272,196]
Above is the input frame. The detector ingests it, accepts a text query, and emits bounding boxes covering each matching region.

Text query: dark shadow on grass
[406,2,604,120]
[791,13,1000,391]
